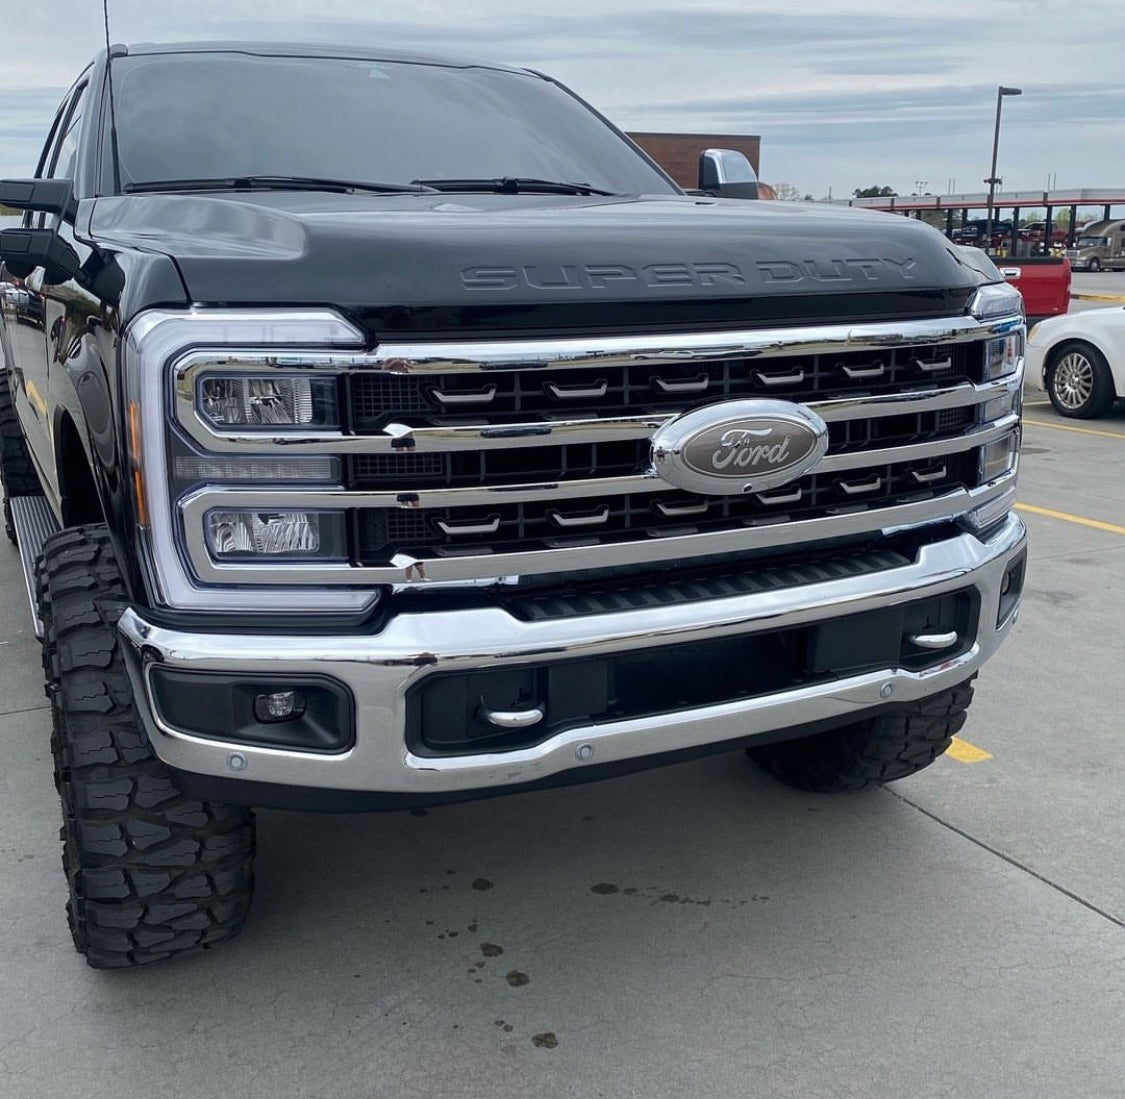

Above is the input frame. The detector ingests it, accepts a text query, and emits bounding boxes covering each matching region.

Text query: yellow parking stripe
[1022,417,1125,440]
[1016,502,1125,536]
[947,736,992,763]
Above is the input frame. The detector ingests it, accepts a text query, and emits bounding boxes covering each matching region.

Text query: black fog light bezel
[997,550,1027,626]
[148,668,355,753]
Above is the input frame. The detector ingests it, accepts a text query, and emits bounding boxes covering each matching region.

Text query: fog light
[254,690,306,723]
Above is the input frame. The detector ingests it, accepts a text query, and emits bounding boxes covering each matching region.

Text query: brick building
[627,132,762,190]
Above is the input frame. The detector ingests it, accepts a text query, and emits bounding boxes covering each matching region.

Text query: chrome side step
[9,495,60,638]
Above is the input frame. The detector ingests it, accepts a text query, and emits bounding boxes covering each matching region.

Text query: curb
[1072,292,1125,303]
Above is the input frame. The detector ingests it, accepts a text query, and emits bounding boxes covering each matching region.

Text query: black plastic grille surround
[348,341,977,431]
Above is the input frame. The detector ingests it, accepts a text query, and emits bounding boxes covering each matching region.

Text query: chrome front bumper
[119,514,1026,798]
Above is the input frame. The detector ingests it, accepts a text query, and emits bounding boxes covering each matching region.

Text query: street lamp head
[999,86,1022,96]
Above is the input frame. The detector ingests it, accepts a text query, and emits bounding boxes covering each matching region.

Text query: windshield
[1076,236,1109,247]
[108,52,677,197]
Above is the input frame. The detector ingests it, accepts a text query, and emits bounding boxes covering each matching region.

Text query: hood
[84,191,991,335]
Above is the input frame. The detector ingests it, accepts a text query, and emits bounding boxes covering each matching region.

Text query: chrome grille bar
[173,378,1016,455]
[175,417,1016,512]
[177,476,1018,587]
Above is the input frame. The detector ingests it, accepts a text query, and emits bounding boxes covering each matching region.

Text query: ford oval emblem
[651,399,828,496]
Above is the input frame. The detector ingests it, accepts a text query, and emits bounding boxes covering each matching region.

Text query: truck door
[14,79,89,503]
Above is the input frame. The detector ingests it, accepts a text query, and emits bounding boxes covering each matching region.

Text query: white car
[1026,307,1125,418]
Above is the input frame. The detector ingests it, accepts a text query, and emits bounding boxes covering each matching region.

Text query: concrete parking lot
[3,289,1125,1098]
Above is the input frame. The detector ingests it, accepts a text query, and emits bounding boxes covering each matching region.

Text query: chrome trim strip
[816,416,1018,474]
[432,386,496,406]
[174,416,1017,520]
[173,376,1019,456]
[177,473,1018,586]
[354,313,1022,374]
[118,515,1027,794]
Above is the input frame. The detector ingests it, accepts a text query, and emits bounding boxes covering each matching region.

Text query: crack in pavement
[886,787,1125,931]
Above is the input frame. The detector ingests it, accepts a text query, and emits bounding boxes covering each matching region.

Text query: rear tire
[748,682,974,792]
[1045,341,1116,419]
[0,367,39,546]
[38,525,255,967]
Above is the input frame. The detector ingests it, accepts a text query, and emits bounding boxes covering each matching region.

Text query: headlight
[205,509,348,560]
[984,333,1024,381]
[198,375,339,429]
[970,283,1024,320]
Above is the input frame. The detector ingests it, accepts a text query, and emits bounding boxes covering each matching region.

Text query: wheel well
[57,415,104,527]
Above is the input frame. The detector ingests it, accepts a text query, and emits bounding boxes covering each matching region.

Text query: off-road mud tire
[748,681,974,793]
[1,367,39,545]
[38,525,255,967]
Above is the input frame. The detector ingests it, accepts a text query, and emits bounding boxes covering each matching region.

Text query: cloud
[1,1,1123,196]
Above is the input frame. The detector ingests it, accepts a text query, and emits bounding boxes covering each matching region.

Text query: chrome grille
[349,341,974,429]
[356,452,980,563]
[168,311,1025,589]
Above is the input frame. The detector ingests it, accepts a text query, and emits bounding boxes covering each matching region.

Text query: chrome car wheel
[1046,342,1115,419]
[1053,350,1095,410]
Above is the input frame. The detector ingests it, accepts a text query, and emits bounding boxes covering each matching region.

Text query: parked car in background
[1027,307,1125,417]
[995,256,1071,323]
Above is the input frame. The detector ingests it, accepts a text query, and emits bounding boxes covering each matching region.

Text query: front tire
[1045,342,1116,419]
[748,682,973,792]
[1087,257,1101,272]
[39,526,255,967]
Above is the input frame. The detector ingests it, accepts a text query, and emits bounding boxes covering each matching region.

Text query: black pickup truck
[0,42,1027,968]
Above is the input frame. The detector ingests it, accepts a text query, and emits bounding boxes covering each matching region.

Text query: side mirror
[0,228,80,284]
[0,178,76,220]
[698,149,759,200]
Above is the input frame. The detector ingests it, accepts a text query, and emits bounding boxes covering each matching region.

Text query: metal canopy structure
[828,189,1125,251]
[833,188,1125,213]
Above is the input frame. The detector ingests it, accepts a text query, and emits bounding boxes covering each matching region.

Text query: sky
[1,0,1123,203]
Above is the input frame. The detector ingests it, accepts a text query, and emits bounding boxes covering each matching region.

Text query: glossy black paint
[0,41,999,617]
[84,190,990,334]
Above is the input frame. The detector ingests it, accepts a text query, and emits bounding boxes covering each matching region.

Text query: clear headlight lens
[970,283,1024,320]
[980,433,1019,483]
[199,376,339,429]
[984,333,1024,381]
[205,510,348,560]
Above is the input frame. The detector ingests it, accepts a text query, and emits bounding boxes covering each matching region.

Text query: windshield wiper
[122,175,440,195]
[411,176,616,196]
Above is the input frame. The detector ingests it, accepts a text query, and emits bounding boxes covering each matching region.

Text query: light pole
[984,86,1021,251]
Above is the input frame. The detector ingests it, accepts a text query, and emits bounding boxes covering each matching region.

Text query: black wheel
[1087,257,1101,272]
[1,367,39,545]
[748,682,974,793]
[1045,341,1116,419]
[38,526,255,967]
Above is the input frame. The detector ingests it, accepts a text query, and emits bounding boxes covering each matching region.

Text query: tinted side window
[26,93,71,228]
[48,82,89,182]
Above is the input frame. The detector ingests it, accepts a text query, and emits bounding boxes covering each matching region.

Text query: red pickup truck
[995,255,1072,322]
